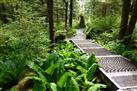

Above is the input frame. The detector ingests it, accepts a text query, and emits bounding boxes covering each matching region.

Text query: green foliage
[88,84,107,91]
[122,51,137,62]
[84,0,121,16]
[86,15,119,39]
[0,0,49,90]
[106,41,126,54]
[26,42,106,91]
[67,77,80,91]
[0,60,26,89]
[87,63,98,81]
[85,14,137,62]
[0,0,108,90]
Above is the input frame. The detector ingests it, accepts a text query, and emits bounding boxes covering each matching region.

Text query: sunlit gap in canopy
[78,0,85,14]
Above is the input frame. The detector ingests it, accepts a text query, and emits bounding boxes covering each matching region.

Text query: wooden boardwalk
[70,29,137,91]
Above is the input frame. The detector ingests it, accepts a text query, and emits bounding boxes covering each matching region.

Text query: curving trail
[70,29,137,91]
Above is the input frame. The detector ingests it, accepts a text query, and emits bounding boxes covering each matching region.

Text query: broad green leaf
[10,87,16,91]
[76,66,87,74]
[88,84,107,91]
[80,55,89,62]
[87,54,96,69]
[67,77,80,91]
[76,74,84,81]
[32,77,47,91]
[70,77,80,91]
[74,59,86,68]
[43,52,59,69]
[57,72,70,88]
[70,52,79,59]
[45,63,59,75]
[50,83,57,91]
[87,63,98,81]
[33,81,46,91]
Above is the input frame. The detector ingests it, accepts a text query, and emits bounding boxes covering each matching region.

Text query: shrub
[85,15,119,39]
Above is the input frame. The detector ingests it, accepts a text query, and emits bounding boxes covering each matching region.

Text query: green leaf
[43,52,59,70]
[50,83,57,91]
[45,63,59,75]
[75,74,84,81]
[87,63,98,81]
[87,54,96,69]
[32,77,47,91]
[74,59,86,68]
[88,84,107,91]
[70,77,80,91]
[70,52,79,59]
[80,55,89,62]
[10,87,16,91]
[76,66,87,74]
[66,77,80,91]
[57,72,70,88]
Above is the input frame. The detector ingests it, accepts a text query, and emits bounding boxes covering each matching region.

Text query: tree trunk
[69,0,73,27]
[65,1,68,28]
[92,0,96,15]
[124,0,137,43]
[47,0,55,48]
[102,3,107,16]
[0,3,8,23]
[119,0,131,39]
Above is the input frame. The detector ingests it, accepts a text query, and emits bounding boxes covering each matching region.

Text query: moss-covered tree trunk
[124,0,137,43]
[69,0,73,27]
[47,0,55,48]
[79,15,85,28]
[119,0,131,40]
[65,1,68,28]
[0,3,8,23]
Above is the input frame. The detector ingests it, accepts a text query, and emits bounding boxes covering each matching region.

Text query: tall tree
[119,0,131,39]
[69,0,73,27]
[64,0,68,28]
[0,3,8,23]
[119,0,137,43]
[124,0,137,43]
[47,0,55,48]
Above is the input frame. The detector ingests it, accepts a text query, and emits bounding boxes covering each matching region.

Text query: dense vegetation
[84,0,137,62]
[0,0,137,90]
[0,41,106,91]
[0,0,105,90]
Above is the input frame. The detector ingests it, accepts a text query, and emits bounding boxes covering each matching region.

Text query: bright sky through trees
[79,0,85,13]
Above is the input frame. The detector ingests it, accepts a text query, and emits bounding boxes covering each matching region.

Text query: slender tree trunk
[65,1,68,28]
[102,3,107,16]
[92,0,96,15]
[69,0,73,27]
[119,0,131,39]
[124,0,137,43]
[0,3,8,23]
[47,0,55,48]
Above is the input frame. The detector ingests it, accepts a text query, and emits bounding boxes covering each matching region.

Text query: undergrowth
[85,15,137,62]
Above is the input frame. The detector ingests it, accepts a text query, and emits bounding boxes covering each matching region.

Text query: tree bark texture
[124,0,137,43]
[65,1,68,28]
[47,0,55,47]
[69,0,73,27]
[119,0,131,39]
